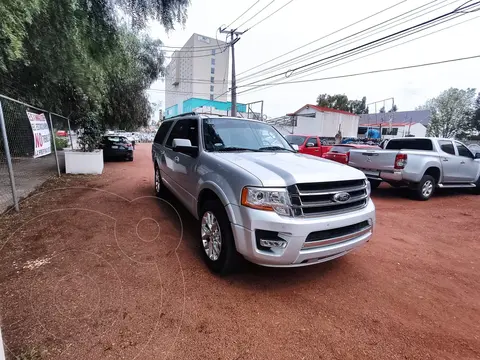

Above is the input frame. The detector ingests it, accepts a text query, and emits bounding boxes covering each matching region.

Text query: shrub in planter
[55,137,69,150]
[65,113,104,174]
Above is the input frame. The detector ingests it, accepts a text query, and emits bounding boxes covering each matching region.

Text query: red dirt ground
[0,143,479,359]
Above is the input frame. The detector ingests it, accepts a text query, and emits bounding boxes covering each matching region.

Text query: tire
[199,200,240,275]
[473,177,480,195]
[413,175,436,201]
[154,164,165,197]
[368,179,381,190]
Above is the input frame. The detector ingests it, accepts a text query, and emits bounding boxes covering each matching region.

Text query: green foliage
[316,94,368,114]
[0,0,189,129]
[423,88,476,138]
[388,104,398,113]
[54,136,69,150]
[77,113,102,152]
[472,92,480,132]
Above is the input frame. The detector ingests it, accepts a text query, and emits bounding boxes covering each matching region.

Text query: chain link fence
[0,94,72,213]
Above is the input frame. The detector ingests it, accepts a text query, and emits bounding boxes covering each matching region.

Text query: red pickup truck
[284,134,332,157]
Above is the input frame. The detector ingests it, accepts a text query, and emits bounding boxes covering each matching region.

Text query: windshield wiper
[216,147,260,152]
[258,146,293,152]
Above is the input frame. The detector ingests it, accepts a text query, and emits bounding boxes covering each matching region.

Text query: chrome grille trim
[288,179,369,217]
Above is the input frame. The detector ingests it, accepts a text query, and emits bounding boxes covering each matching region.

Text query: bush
[54,137,69,150]
[77,113,102,152]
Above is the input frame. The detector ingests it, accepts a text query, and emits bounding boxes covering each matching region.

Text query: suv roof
[166,111,264,123]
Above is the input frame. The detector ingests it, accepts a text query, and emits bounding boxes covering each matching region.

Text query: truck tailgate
[348,149,399,175]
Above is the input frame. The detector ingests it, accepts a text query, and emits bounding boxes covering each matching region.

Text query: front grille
[288,179,368,217]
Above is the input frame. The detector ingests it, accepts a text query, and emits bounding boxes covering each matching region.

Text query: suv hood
[213,152,366,186]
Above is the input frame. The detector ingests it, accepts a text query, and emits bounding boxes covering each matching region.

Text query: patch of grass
[15,348,42,360]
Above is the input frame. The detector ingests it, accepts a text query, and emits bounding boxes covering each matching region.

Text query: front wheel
[199,200,240,275]
[413,175,435,201]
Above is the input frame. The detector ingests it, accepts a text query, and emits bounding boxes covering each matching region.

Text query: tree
[0,0,190,129]
[472,92,480,132]
[388,104,398,112]
[422,88,476,138]
[316,94,368,114]
[379,106,385,113]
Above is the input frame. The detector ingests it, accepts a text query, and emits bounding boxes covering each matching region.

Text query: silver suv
[152,113,376,273]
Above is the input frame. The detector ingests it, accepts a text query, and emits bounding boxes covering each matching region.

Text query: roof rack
[167,111,240,119]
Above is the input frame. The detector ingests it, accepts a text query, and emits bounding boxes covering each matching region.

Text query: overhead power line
[235,54,480,88]
[237,0,455,83]
[238,1,480,88]
[234,0,277,30]
[236,12,480,97]
[236,0,408,77]
[246,0,295,31]
[224,1,261,29]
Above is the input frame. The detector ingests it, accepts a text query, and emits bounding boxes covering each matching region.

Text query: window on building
[210,94,214,101]
[210,85,214,92]
[438,140,455,155]
[211,49,216,56]
[211,67,215,74]
[381,127,398,135]
[210,76,214,83]
[211,58,215,65]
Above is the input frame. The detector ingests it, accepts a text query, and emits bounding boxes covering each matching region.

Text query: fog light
[259,239,287,248]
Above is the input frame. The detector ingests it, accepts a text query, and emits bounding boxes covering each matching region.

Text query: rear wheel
[199,200,240,275]
[473,176,480,195]
[368,179,381,190]
[413,175,435,201]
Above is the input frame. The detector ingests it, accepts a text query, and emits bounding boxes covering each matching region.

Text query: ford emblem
[333,192,351,203]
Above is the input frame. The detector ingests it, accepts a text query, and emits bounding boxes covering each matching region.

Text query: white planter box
[65,149,104,174]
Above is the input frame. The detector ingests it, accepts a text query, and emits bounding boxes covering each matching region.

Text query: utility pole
[220,28,245,117]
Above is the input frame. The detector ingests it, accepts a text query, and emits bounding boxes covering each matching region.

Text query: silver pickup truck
[152,113,375,274]
[348,137,480,200]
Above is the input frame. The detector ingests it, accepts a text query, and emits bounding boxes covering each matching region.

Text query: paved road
[0,143,479,359]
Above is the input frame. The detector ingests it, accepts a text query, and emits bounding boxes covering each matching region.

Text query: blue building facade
[165,98,246,118]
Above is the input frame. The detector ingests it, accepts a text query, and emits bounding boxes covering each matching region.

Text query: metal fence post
[0,101,20,211]
[48,113,61,177]
[67,118,74,150]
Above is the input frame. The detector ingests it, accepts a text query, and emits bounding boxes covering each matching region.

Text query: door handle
[174,156,180,163]
[442,158,448,162]
[314,149,319,152]
[460,161,465,164]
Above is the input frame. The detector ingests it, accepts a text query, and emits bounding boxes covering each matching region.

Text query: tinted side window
[438,140,455,155]
[307,137,318,147]
[455,142,473,158]
[166,119,199,147]
[154,121,173,144]
[386,139,433,151]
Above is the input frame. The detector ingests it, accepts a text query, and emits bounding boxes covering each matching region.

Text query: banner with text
[27,111,51,158]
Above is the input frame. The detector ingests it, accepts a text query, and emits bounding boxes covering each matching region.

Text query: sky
[146,0,480,119]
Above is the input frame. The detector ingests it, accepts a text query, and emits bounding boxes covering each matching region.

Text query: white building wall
[409,123,427,137]
[293,108,359,137]
[165,33,229,114]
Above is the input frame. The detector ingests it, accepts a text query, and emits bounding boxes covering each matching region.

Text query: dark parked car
[100,135,133,161]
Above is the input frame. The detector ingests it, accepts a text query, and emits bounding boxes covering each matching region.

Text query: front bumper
[228,199,375,267]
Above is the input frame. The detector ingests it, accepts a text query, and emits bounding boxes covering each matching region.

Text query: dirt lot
[0,144,479,360]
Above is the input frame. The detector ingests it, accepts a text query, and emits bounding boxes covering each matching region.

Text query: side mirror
[306,142,315,148]
[172,138,198,157]
[475,152,480,159]
[291,144,299,152]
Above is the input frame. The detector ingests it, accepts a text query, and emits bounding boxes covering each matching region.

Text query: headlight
[366,179,371,197]
[241,187,291,216]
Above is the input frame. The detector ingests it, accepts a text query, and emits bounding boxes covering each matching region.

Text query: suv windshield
[203,118,293,152]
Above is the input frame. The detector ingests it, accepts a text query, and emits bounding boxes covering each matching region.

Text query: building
[358,110,430,139]
[275,104,360,137]
[165,33,232,117]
